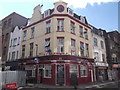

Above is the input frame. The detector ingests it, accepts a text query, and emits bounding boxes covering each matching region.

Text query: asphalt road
[20,81,120,90]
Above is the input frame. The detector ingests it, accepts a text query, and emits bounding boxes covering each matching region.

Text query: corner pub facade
[19,1,95,86]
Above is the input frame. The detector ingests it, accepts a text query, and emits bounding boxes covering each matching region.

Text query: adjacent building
[2,12,28,70]
[6,26,23,70]
[91,26,108,82]
[19,1,95,86]
[0,21,2,71]
[103,30,120,80]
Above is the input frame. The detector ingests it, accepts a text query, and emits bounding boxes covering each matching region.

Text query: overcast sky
[0,0,119,32]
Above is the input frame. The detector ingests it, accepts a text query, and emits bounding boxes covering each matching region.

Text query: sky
[0,0,119,32]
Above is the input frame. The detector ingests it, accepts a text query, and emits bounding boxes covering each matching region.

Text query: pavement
[19,80,120,89]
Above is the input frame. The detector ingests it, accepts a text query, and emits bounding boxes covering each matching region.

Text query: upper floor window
[57,19,64,31]
[22,45,25,57]
[29,43,34,57]
[13,38,17,47]
[31,27,35,38]
[80,26,83,37]
[94,52,99,61]
[44,10,50,17]
[71,39,76,55]
[23,30,27,41]
[80,65,88,77]
[68,8,73,16]
[100,40,104,49]
[80,42,84,57]
[70,21,75,34]
[94,38,98,46]
[102,54,105,62]
[57,37,64,53]
[85,44,89,57]
[11,51,15,60]
[3,21,7,28]
[44,38,51,55]
[46,20,51,34]
[84,29,88,39]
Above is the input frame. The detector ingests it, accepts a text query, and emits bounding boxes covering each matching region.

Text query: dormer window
[68,8,73,16]
[80,16,85,23]
[44,10,50,17]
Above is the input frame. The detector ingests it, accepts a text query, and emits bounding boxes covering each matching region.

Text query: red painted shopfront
[19,55,95,86]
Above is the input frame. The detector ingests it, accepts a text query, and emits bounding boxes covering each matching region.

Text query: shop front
[112,64,120,80]
[19,55,95,86]
[95,62,108,82]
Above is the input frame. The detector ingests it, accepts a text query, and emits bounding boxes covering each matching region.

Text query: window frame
[44,64,52,78]
[80,65,88,77]
[57,19,64,32]
[29,43,34,57]
[57,37,64,53]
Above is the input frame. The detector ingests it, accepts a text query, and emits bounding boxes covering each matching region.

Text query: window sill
[56,31,64,32]
[71,32,76,35]
[80,36,84,38]
[30,37,34,39]
[45,32,51,35]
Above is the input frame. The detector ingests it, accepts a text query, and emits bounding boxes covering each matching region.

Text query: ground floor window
[80,65,88,77]
[26,69,35,77]
[70,64,78,77]
[44,64,52,78]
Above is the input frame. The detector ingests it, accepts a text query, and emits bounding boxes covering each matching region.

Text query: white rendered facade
[7,26,22,61]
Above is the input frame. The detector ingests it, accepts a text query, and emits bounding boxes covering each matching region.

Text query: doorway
[56,64,65,85]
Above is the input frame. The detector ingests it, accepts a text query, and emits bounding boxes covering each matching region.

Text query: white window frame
[70,22,75,34]
[31,27,35,38]
[23,30,27,41]
[80,26,83,37]
[57,38,64,53]
[46,22,51,33]
[11,51,15,60]
[80,43,84,56]
[101,40,104,49]
[13,38,17,46]
[57,20,64,31]
[94,38,98,46]
[71,39,76,55]
[85,44,89,57]
[70,64,79,77]
[44,10,50,17]
[44,64,52,78]
[45,39,51,55]
[80,65,88,77]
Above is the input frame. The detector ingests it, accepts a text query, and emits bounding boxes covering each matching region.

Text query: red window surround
[45,38,50,41]
[57,37,64,39]
[57,18,64,20]
[80,41,84,44]
[71,38,75,41]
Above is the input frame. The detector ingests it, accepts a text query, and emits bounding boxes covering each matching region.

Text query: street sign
[6,83,17,89]
[34,58,39,63]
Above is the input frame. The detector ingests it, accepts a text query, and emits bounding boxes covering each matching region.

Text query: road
[20,81,120,90]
